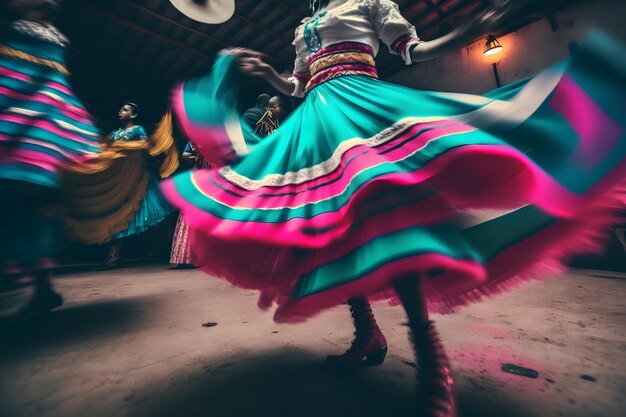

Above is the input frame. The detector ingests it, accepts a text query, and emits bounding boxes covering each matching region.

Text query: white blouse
[289,0,421,97]
[12,20,69,47]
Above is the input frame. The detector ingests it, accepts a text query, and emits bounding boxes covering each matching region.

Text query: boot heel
[365,345,388,366]
[326,298,388,366]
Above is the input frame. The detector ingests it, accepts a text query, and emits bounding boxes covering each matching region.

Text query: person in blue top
[103,102,173,267]
[107,102,147,142]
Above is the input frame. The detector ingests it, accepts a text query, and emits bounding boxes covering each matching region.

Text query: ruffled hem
[164,30,626,322]
[272,179,626,322]
[112,175,172,239]
[182,164,625,322]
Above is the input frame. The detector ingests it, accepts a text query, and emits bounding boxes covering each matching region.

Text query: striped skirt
[0,30,99,189]
[163,31,626,322]
[0,28,99,276]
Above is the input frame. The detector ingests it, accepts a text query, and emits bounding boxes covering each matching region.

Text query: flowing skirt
[0,31,99,189]
[0,29,99,276]
[163,31,626,322]
[112,173,173,239]
[169,155,212,264]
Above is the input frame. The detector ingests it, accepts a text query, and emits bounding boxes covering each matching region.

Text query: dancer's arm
[229,49,295,96]
[409,3,517,63]
[369,0,521,64]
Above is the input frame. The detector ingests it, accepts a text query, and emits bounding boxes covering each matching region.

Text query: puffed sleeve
[135,125,148,140]
[368,0,422,65]
[287,25,311,98]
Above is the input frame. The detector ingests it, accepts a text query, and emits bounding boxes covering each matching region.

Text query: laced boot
[327,298,388,366]
[409,320,457,417]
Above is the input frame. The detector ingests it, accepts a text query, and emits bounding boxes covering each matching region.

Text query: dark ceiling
[57,0,577,132]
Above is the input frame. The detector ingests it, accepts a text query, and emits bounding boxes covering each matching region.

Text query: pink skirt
[169,213,194,265]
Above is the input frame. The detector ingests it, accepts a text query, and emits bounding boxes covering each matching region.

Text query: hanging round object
[169,0,235,24]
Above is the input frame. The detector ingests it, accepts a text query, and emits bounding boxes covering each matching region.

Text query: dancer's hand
[220,47,295,96]
[222,47,274,78]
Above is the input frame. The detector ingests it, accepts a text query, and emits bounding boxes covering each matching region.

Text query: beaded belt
[305,42,378,93]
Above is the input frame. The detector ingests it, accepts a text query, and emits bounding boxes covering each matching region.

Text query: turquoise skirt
[113,173,172,239]
[163,31,626,322]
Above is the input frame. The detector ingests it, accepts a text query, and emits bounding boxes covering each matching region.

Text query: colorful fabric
[63,142,152,244]
[112,172,172,239]
[170,142,212,264]
[109,125,148,142]
[63,112,178,244]
[170,213,194,265]
[289,0,422,97]
[0,22,100,189]
[254,110,279,137]
[94,123,173,240]
[308,49,376,75]
[165,28,626,323]
[0,21,98,277]
[305,42,378,92]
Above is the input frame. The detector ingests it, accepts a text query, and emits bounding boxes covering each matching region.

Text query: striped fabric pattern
[164,31,626,322]
[0,28,99,189]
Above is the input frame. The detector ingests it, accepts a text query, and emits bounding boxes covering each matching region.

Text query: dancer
[61,104,179,264]
[101,102,175,268]
[0,0,100,317]
[165,1,626,415]
[169,141,211,268]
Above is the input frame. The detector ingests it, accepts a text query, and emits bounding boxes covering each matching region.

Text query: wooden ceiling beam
[417,0,482,34]
[125,0,293,45]
[403,0,455,18]
[82,2,215,59]
[231,9,293,45]
[123,0,229,47]
[267,0,308,18]
[129,0,291,67]
[423,0,452,32]
[235,9,298,66]
[424,0,449,19]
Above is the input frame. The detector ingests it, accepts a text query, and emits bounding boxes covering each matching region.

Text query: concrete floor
[0,266,624,417]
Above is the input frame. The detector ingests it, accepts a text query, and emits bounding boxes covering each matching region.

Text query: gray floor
[0,267,624,417]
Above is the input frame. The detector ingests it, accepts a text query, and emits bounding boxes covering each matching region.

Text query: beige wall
[386,0,626,94]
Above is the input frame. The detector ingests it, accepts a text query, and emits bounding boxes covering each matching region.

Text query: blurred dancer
[169,141,211,268]
[166,1,626,415]
[0,0,100,317]
[101,102,175,268]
